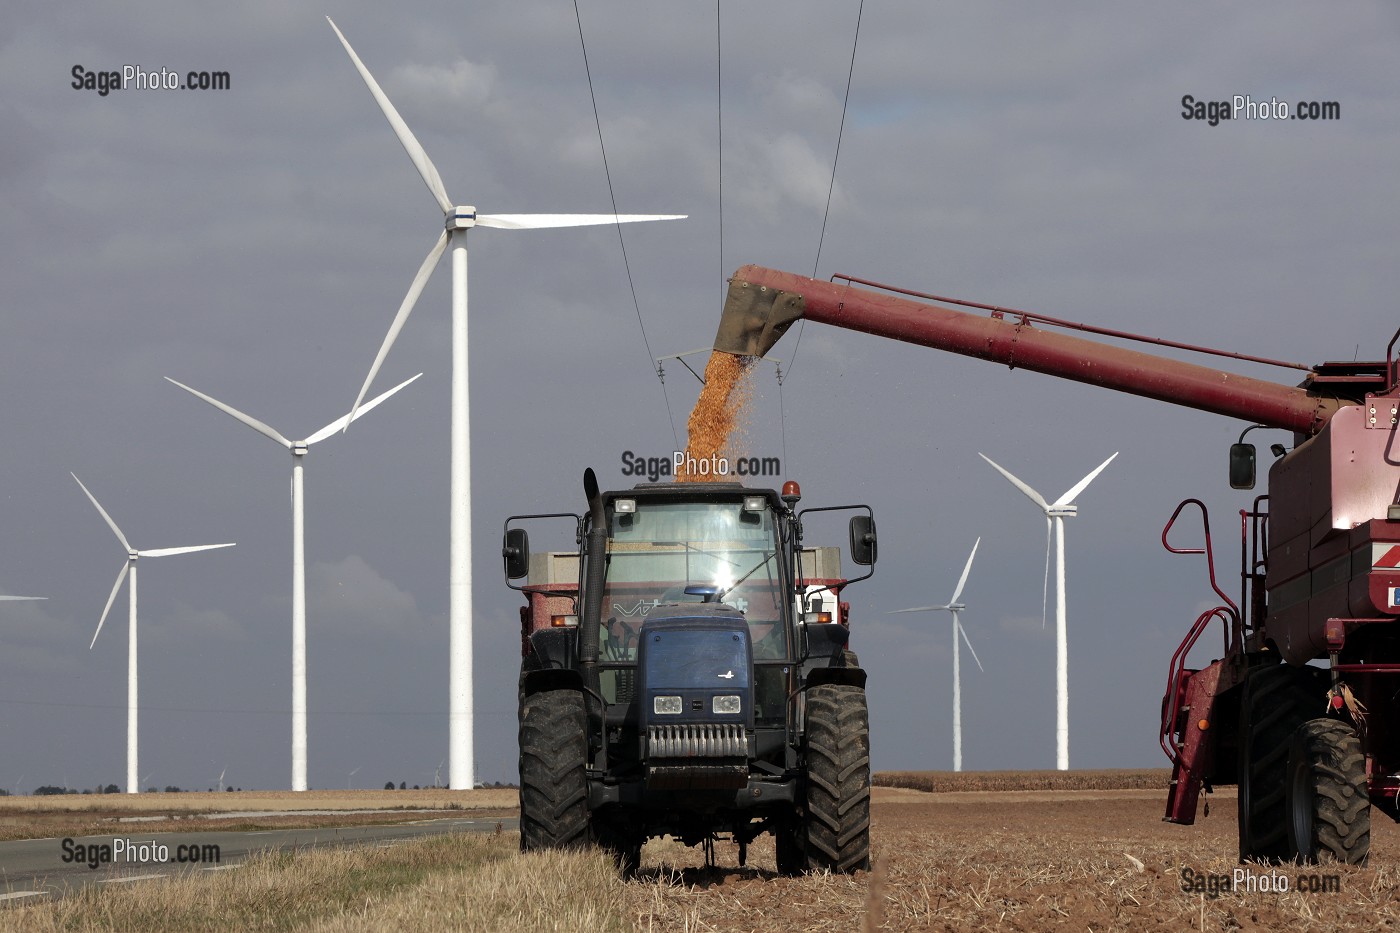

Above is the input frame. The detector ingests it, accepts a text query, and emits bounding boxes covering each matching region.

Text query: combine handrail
[1158,500,1240,763]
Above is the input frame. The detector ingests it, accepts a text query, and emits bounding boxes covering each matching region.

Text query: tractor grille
[646,723,747,759]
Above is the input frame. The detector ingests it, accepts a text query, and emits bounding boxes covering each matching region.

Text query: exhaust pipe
[579,468,608,697]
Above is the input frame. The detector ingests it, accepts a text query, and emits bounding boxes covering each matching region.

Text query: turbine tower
[979,452,1117,770]
[890,537,984,771]
[72,473,235,794]
[327,17,683,788]
[165,373,421,792]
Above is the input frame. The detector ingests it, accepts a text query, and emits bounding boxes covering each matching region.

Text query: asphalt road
[0,815,519,905]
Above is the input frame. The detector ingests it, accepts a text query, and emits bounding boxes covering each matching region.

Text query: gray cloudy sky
[2,2,1396,791]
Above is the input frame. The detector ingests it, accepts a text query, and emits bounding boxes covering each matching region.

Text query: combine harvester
[711,264,1400,865]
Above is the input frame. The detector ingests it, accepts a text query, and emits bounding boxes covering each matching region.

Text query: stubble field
[5,774,1400,931]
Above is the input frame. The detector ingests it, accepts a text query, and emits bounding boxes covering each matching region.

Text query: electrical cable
[572,0,680,449]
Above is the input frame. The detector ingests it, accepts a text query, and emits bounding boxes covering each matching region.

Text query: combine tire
[1285,718,1370,865]
[803,683,871,873]
[519,689,590,852]
[1237,662,1325,862]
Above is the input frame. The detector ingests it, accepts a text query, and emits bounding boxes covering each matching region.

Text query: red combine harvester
[712,264,1400,865]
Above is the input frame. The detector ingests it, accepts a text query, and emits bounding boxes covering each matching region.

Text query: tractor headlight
[653,695,683,715]
[712,695,742,714]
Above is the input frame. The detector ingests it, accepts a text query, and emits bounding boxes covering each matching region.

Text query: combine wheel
[519,689,590,852]
[1285,718,1370,865]
[1237,662,1326,862]
[802,684,871,873]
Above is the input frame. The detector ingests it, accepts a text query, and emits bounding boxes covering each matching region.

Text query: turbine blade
[1041,516,1052,630]
[137,543,236,558]
[71,473,131,552]
[1053,452,1120,506]
[306,372,423,445]
[475,213,686,230]
[165,378,293,448]
[0,595,45,601]
[90,562,130,649]
[346,230,448,430]
[326,17,452,214]
[978,454,1049,511]
[889,605,951,614]
[956,614,985,673]
[948,536,981,605]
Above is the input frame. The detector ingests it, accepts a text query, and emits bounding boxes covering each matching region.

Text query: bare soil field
[630,784,1400,932]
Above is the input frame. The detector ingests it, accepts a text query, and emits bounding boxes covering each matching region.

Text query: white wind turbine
[72,473,235,794]
[327,17,684,789]
[165,373,422,793]
[890,537,984,772]
[978,452,1118,771]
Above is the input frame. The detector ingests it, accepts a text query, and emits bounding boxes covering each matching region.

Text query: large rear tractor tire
[1285,718,1370,865]
[1237,662,1326,862]
[519,689,590,852]
[803,683,872,873]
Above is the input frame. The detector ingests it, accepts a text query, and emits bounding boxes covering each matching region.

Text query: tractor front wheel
[519,689,590,852]
[802,683,871,873]
[1285,718,1370,865]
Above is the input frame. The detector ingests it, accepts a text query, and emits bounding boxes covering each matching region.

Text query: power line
[787,0,865,382]
[572,0,680,449]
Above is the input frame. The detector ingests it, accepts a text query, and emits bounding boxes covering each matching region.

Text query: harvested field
[6,778,1399,930]
[0,788,515,842]
[876,767,1171,793]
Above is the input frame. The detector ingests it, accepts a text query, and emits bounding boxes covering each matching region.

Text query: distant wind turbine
[348,765,361,790]
[327,17,684,790]
[165,372,421,792]
[979,452,1117,770]
[891,537,984,772]
[72,473,235,794]
[217,767,227,793]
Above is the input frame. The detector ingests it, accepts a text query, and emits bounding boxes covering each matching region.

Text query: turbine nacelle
[1047,505,1078,518]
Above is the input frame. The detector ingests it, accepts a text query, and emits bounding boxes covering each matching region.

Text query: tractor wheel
[774,819,804,876]
[1285,718,1370,865]
[519,689,590,852]
[802,683,871,873]
[593,817,643,877]
[1237,662,1326,862]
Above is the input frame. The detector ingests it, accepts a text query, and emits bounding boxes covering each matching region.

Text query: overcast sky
[2,2,1396,793]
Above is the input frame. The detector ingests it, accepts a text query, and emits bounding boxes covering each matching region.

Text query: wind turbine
[165,372,421,792]
[72,473,235,794]
[347,765,361,790]
[978,452,1118,770]
[327,17,684,789]
[217,767,227,793]
[890,537,984,772]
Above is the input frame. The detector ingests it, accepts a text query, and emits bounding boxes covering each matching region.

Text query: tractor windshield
[598,499,787,661]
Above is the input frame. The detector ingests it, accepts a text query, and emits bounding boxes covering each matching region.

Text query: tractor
[503,468,876,873]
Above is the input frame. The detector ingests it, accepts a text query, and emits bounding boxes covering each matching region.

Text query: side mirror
[1229,443,1256,490]
[849,515,877,566]
[503,527,530,580]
